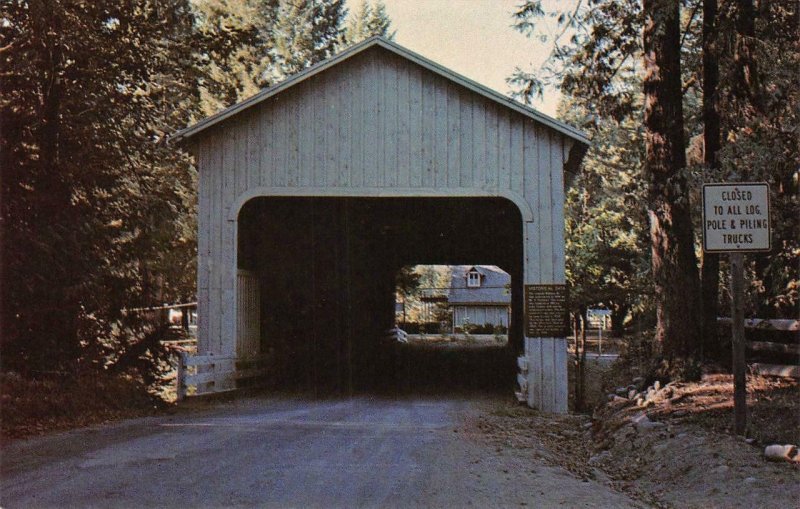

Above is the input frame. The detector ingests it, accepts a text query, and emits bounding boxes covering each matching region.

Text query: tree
[394,266,421,324]
[191,0,267,115]
[715,0,799,319]
[642,0,702,361]
[700,0,721,353]
[0,0,356,382]
[510,0,798,370]
[512,0,652,335]
[343,0,395,45]
[561,95,651,409]
[193,0,347,115]
[1,0,199,375]
[272,0,345,76]
[561,97,651,336]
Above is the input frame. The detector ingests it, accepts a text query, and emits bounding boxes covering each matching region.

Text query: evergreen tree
[510,0,799,365]
[191,0,268,115]
[641,0,702,361]
[193,0,346,113]
[271,0,345,77]
[700,0,721,349]
[343,0,395,45]
[560,96,651,336]
[1,0,354,378]
[1,0,199,375]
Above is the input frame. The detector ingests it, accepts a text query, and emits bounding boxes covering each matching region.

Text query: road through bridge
[1,396,640,508]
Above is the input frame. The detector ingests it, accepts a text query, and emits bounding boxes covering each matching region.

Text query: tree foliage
[193,0,346,115]
[272,0,345,76]
[343,0,395,45]
[561,96,651,334]
[1,0,359,379]
[511,0,799,355]
[1,0,200,375]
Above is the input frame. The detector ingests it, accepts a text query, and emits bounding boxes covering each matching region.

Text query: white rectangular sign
[703,183,771,252]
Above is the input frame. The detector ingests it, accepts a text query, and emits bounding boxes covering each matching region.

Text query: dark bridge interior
[237,197,524,395]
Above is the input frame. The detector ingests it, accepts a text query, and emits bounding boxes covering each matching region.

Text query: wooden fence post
[730,252,747,435]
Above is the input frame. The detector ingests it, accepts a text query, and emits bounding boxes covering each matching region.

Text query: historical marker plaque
[524,284,569,337]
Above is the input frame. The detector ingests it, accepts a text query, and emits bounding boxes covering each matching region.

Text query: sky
[348,0,566,116]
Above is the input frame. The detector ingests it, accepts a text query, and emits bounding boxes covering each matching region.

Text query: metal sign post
[702,182,771,436]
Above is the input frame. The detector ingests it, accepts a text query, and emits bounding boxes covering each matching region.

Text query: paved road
[1,396,641,508]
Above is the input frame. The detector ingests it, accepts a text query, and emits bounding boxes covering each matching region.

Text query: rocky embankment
[588,377,799,508]
[472,375,798,509]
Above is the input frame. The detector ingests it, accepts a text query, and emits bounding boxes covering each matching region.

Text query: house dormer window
[467,269,481,288]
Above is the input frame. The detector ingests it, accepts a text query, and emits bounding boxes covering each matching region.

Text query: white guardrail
[176,352,268,400]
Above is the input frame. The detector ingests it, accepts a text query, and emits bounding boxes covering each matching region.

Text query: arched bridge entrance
[237,196,523,394]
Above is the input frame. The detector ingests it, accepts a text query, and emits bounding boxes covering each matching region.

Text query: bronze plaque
[524,284,569,337]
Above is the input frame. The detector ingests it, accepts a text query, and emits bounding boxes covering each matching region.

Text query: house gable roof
[172,36,590,146]
[448,265,511,306]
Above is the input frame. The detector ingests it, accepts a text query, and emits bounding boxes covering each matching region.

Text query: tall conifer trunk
[643,0,702,362]
[701,0,721,356]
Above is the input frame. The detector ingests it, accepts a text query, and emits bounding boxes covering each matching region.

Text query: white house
[448,265,511,331]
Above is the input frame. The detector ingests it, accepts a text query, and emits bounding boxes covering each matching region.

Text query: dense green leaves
[2,0,199,374]
[562,98,651,333]
[1,0,364,378]
[343,0,395,44]
[511,0,799,347]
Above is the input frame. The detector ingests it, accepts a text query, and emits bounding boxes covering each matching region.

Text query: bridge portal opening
[393,263,515,393]
[237,196,523,395]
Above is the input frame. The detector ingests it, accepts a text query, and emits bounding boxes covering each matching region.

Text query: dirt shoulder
[470,375,799,509]
[1,372,168,443]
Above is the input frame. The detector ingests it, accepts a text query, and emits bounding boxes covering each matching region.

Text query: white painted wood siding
[236,270,260,359]
[193,46,576,412]
[453,306,510,328]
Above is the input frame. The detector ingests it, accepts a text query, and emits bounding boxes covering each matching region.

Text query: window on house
[467,270,481,288]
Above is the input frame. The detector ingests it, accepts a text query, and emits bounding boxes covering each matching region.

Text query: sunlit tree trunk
[643,0,702,362]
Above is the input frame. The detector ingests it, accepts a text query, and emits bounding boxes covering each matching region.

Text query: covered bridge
[173,36,589,412]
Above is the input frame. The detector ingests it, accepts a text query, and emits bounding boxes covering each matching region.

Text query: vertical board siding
[384,59,398,187]
[498,111,511,190]
[473,98,486,189]
[325,72,340,186]
[351,61,364,188]
[206,50,569,215]
[363,57,378,186]
[237,270,261,359]
[194,47,577,411]
[421,71,435,187]
[459,92,473,187]
[409,66,423,187]
[287,98,300,186]
[485,106,498,189]
[433,78,448,187]
[211,135,224,354]
[446,83,460,188]
[551,136,567,283]
[397,62,411,187]
[338,73,351,187]
[298,84,313,187]
[197,139,210,354]
[274,98,287,187]
[537,125,554,283]
[234,113,245,196]
[248,111,261,189]
[314,80,326,187]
